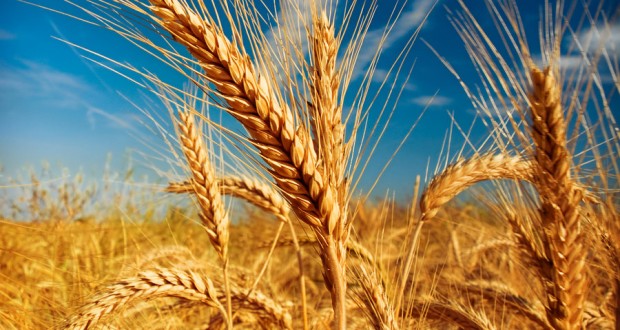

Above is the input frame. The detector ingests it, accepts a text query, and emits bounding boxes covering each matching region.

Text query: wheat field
[1,0,619,329]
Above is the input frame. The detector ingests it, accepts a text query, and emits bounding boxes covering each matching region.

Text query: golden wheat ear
[395,153,534,311]
[147,0,325,227]
[419,153,533,223]
[352,264,399,330]
[173,107,236,325]
[67,268,292,329]
[145,3,349,324]
[527,64,588,330]
[67,268,227,329]
[175,109,229,260]
[167,176,290,223]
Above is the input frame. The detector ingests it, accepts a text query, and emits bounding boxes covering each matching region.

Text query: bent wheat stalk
[67,268,227,329]
[168,176,290,222]
[396,153,533,313]
[419,153,533,223]
[67,268,292,330]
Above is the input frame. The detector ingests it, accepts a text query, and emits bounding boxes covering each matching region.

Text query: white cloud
[574,22,620,55]
[0,29,15,40]
[558,55,584,70]
[0,60,139,131]
[0,60,91,109]
[86,106,140,131]
[371,68,389,82]
[353,0,435,79]
[411,95,451,107]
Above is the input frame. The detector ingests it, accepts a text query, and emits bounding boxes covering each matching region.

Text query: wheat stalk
[528,65,587,330]
[306,11,349,328]
[148,0,326,228]
[67,268,226,329]
[394,153,533,314]
[175,108,234,326]
[419,153,532,223]
[146,2,349,325]
[408,296,498,330]
[309,12,347,236]
[176,109,229,259]
[353,264,399,330]
[450,279,553,330]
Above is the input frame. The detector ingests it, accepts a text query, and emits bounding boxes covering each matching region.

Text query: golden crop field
[1,0,618,329]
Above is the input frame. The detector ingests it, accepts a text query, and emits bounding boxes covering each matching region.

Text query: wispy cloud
[466,97,518,119]
[411,95,451,107]
[573,22,620,54]
[0,29,15,40]
[86,106,141,131]
[547,22,620,79]
[371,68,389,82]
[0,60,91,110]
[353,0,435,79]
[0,60,140,131]
[49,21,117,95]
[558,55,584,70]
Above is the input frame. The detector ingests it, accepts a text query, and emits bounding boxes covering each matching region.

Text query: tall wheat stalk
[141,1,356,326]
[527,65,587,330]
[431,1,617,328]
[175,108,234,326]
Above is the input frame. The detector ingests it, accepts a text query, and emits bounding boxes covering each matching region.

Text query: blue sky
[1,0,618,200]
